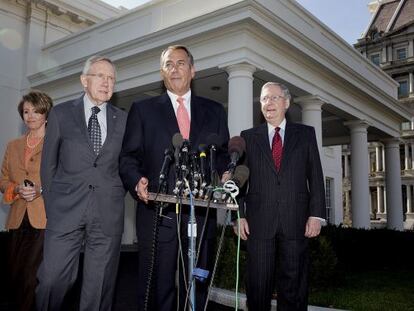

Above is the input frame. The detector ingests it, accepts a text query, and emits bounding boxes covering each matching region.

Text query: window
[396,47,407,60]
[370,53,380,66]
[398,80,409,98]
[325,177,334,224]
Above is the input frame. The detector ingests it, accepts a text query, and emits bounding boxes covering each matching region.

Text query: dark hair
[160,45,194,67]
[18,90,53,120]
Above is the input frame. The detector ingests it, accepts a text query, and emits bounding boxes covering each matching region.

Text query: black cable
[143,182,167,311]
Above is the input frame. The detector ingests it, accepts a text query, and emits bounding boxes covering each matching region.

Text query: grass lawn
[309,269,414,311]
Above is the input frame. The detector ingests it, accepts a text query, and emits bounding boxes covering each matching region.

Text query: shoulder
[51,97,80,114]
[287,122,314,133]
[130,94,166,111]
[6,135,25,149]
[241,124,265,137]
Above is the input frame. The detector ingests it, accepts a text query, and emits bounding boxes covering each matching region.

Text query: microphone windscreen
[233,165,250,188]
[228,136,246,155]
[172,133,184,149]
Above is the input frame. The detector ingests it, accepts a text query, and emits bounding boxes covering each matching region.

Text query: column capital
[225,63,256,79]
[382,137,401,147]
[294,95,328,109]
[344,120,371,132]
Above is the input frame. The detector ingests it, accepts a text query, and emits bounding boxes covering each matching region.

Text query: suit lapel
[254,124,277,174]
[70,95,93,152]
[189,96,205,145]
[17,136,27,170]
[100,103,117,154]
[158,93,180,138]
[279,122,299,174]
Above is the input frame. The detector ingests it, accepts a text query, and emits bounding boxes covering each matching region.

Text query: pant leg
[246,238,276,311]
[137,236,178,311]
[275,237,309,311]
[35,228,84,311]
[8,213,44,311]
[79,206,122,311]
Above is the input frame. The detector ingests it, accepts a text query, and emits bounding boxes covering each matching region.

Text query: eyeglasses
[163,60,189,71]
[260,95,285,103]
[87,73,115,83]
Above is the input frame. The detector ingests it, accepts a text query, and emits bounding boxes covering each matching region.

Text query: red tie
[272,127,282,171]
[176,97,190,139]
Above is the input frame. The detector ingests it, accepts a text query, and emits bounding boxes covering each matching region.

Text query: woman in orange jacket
[0,91,53,311]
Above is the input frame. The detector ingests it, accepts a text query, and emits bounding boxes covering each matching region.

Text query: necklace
[26,132,44,149]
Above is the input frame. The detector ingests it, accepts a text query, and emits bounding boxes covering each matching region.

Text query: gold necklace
[26,132,44,149]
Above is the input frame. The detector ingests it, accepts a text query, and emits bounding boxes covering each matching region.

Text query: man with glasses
[233,82,326,311]
[120,45,229,310]
[36,55,127,311]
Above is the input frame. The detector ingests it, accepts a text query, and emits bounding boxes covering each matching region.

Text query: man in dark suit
[233,82,326,311]
[119,45,229,311]
[36,56,127,311]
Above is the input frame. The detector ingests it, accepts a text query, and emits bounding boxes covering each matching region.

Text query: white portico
[0,0,411,237]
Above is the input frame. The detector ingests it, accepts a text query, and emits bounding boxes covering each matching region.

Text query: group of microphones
[158,133,250,204]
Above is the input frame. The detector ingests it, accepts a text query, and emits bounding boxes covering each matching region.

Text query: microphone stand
[186,177,196,311]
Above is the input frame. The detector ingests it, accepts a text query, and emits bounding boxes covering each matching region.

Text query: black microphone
[227,136,246,174]
[159,149,174,183]
[206,133,220,185]
[198,144,207,181]
[172,133,184,170]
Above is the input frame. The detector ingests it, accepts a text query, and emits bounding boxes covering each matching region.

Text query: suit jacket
[240,122,326,239]
[0,135,46,229]
[119,93,229,242]
[40,96,127,236]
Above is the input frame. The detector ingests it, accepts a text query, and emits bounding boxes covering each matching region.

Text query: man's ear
[80,75,87,88]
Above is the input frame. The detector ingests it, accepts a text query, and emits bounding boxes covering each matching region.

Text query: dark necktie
[88,106,102,155]
[272,127,282,171]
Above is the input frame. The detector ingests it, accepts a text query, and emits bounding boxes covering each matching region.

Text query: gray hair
[160,45,194,67]
[82,55,116,77]
[261,82,291,102]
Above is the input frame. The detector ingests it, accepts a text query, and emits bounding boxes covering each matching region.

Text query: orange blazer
[0,135,46,229]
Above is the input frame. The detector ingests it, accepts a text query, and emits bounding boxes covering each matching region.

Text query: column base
[376,213,387,220]
[405,212,414,220]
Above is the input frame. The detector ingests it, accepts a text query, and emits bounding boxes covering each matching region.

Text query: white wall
[322,146,343,225]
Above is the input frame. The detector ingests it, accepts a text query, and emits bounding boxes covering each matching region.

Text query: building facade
[353,0,414,229]
[0,0,411,243]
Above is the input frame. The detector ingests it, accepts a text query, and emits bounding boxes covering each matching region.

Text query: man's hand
[233,218,250,240]
[221,170,232,183]
[136,177,149,204]
[304,217,322,238]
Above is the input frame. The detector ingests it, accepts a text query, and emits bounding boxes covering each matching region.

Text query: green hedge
[212,225,414,291]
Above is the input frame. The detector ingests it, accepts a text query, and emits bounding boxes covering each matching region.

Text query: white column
[375,146,381,172]
[295,95,325,154]
[344,154,349,177]
[383,186,387,214]
[377,186,383,214]
[404,143,410,170]
[411,143,414,168]
[382,147,386,171]
[383,138,404,230]
[344,120,371,229]
[409,39,414,58]
[409,72,414,96]
[226,64,256,136]
[407,185,412,214]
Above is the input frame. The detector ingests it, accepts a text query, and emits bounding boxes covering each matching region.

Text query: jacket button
[93,163,97,168]
[89,185,93,190]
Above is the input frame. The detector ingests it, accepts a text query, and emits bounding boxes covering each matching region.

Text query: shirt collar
[267,118,286,136]
[83,93,107,114]
[167,89,191,108]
